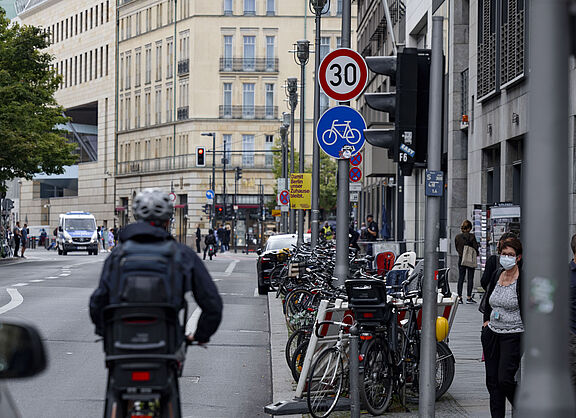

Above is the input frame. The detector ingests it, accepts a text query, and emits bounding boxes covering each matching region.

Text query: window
[266,36,275,71]
[223,134,232,164]
[135,12,141,35]
[337,0,342,15]
[145,91,151,126]
[167,37,174,77]
[179,31,190,60]
[477,0,497,100]
[125,53,131,88]
[157,3,162,28]
[265,83,274,118]
[224,0,233,15]
[265,135,274,167]
[336,37,342,49]
[119,54,124,90]
[156,43,162,81]
[126,15,131,38]
[145,46,152,84]
[223,83,232,117]
[243,83,255,118]
[320,36,330,59]
[244,0,256,15]
[179,80,189,108]
[266,0,275,15]
[168,0,174,23]
[119,98,123,130]
[243,36,255,70]
[135,50,141,87]
[224,35,233,70]
[125,97,131,130]
[135,94,141,128]
[242,135,255,167]
[145,8,151,32]
[166,85,173,121]
[155,89,162,124]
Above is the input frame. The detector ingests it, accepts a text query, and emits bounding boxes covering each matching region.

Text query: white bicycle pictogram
[321,119,362,146]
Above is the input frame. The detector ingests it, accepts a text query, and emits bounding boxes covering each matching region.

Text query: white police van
[57,212,99,255]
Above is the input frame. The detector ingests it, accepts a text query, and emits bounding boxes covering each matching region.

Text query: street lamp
[309,0,329,249]
[285,77,298,234]
[292,40,310,246]
[201,132,216,228]
[279,113,290,233]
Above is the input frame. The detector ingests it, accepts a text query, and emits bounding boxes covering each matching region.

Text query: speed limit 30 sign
[318,48,368,102]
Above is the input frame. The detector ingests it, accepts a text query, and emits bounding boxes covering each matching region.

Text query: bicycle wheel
[359,337,393,415]
[285,328,310,369]
[322,129,338,146]
[346,128,362,145]
[435,341,455,399]
[306,347,344,418]
[290,340,309,381]
[284,289,315,331]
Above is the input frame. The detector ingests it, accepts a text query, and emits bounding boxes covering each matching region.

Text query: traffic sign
[316,106,366,159]
[278,190,290,205]
[425,170,444,197]
[350,153,362,166]
[349,167,362,183]
[169,192,177,202]
[206,190,215,200]
[349,182,362,192]
[350,191,359,202]
[318,48,368,102]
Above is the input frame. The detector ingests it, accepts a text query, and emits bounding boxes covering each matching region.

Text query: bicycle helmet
[132,188,174,222]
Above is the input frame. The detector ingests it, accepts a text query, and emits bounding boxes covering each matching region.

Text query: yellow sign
[271,209,281,217]
[290,173,312,210]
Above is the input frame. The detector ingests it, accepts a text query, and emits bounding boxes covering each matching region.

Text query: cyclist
[89,188,223,347]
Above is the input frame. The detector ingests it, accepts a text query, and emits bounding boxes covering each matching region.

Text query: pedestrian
[204,229,216,260]
[12,221,20,258]
[365,215,379,256]
[113,227,119,246]
[569,233,576,388]
[481,236,523,418]
[217,224,225,253]
[101,226,107,252]
[224,224,231,252]
[107,229,115,251]
[195,225,202,253]
[481,232,518,291]
[454,219,480,304]
[349,222,360,252]
[321,222,334,241]
[20,223,28,258]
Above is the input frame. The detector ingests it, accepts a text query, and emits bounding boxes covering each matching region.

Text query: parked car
[256,233,310,295]
[0,320,47,418]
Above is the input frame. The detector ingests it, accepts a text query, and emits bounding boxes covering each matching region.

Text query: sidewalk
[267,289,511,417]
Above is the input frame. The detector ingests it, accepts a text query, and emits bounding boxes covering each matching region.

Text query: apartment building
[16,0,117,229]
[14,0,354,244]
[114,0,353,244]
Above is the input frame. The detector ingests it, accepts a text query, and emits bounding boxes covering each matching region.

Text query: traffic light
[362,48,431,176]
[1,199,13,211]
[203,204,211,215]
[196,147,206,167]
[235,167,242,180]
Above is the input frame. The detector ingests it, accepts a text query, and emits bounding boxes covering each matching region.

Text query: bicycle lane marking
[223,259,239,276]
[0,288,24,315]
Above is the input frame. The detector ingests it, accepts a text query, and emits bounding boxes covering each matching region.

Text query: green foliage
[0,9,76,192]
[270,135,337,214]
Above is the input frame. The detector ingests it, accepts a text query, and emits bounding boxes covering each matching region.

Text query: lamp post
[201,132,216,229]
[285,77,298,234]
[292,40,310,246]
[280,113,290,233]
[309,0,329,249]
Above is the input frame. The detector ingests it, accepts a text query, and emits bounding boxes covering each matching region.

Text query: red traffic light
[217,206,223,212]
[198,148,204,154]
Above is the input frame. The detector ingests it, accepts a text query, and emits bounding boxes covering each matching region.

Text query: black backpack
[109,239,185,310]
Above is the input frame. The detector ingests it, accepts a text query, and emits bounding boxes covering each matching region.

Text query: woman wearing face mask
[481,237,523,418]
[480,232,518,291]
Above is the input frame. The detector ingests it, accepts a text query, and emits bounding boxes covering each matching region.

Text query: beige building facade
[17,0,356,245]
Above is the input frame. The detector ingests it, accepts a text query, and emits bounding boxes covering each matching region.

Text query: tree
[270,136,337,215]
[0,9,76,192]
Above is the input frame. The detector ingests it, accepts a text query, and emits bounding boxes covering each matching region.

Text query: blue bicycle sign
[316,106,366,159]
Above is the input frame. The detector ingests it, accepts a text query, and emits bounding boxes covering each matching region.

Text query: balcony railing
[219,105,278,120]
[219,57,279,73]
[178,58,189,76]
[117,152,278,176]
[177,106,189,120]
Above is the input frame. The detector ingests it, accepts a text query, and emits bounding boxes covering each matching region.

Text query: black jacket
[481,254,499,291]
[482,266,523,324]
[89,222,223,343]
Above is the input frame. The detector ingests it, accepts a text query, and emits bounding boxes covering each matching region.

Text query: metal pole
[212,133,216,229]
[333,0,352,285]
[280,125,288,233]
[310,5,322,249]
[223,138,227,225]
[516,1,576,416]
[297,54,307,246]
[349,324,360,418]
[234,173,238,253]
[290,105,296,234]
[418,16,443,417]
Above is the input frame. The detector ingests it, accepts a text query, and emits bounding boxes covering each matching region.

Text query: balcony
[178,58,189,76]
[177,106,189,120]
[219,105,278,120]
[219,57,279,73]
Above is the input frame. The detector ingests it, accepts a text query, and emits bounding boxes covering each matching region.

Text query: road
[0,248,270,418]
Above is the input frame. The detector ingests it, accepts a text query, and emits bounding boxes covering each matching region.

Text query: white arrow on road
[0,288,23,315]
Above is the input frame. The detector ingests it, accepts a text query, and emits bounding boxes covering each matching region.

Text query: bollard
[349,324,360,418]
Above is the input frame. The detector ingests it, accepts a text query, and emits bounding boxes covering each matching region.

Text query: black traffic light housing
[363,48,431,176]
[196,147,206,167]
[235,167,242,180]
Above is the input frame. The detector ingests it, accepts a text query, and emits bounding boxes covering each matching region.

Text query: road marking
[237,329,266,334]
[12,283,28,287]
[0,289,23,315]
[30,279,44,283]
[46,276,58,279]
[59,273,70,277]
[223,259,239,276]
[185,307,202,336]
[254,288,259,297]
[219,292,244,297]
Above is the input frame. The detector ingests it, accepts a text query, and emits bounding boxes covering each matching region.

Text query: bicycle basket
[345,279,392,324]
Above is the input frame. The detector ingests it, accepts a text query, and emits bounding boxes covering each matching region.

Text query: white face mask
[499,255,517,271]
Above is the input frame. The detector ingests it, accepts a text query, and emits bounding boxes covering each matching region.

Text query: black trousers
[457,257,475,298]
[14,237,19,256]
[196,239,201,253]
[481,326,522,418]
